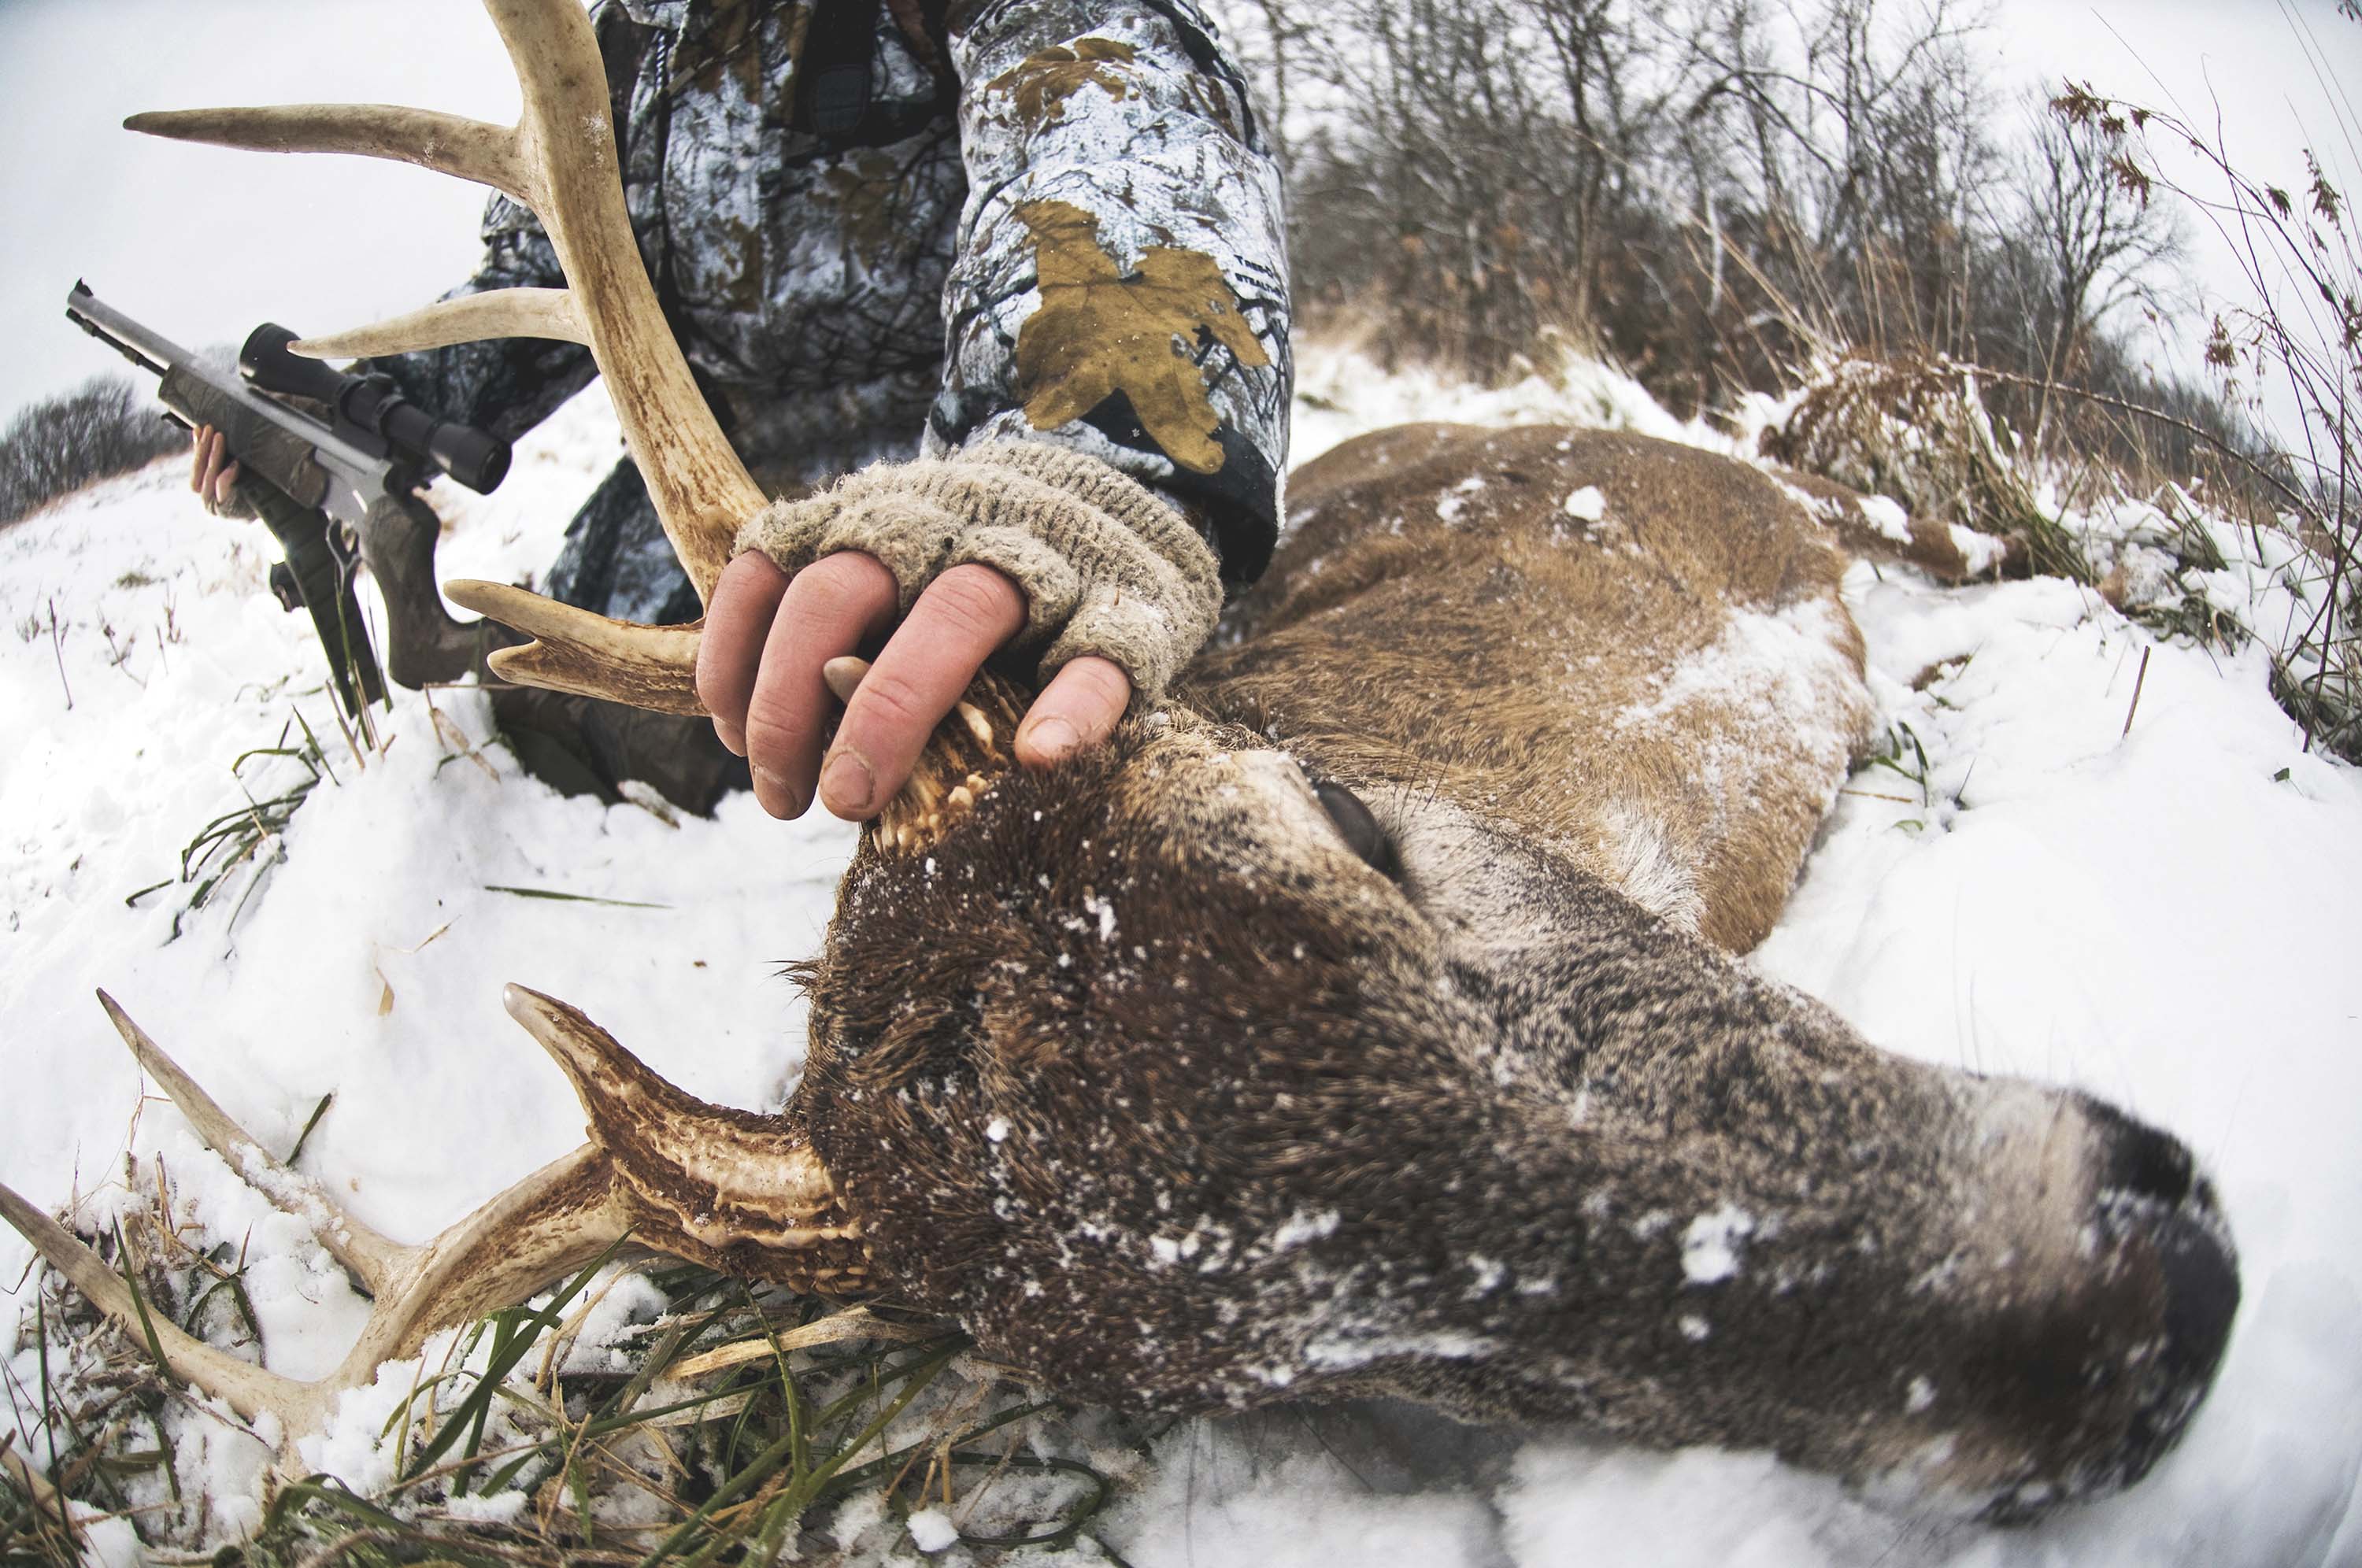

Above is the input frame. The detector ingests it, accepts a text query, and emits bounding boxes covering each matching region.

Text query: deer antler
[0,991,863,1450]
[128,0,764,712]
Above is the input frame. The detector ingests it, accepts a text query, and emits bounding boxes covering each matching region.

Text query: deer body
[0,3,2234,1532]
[1213,422,1877,950]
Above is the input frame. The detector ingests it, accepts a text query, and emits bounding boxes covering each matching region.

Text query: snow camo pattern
[370,0,1292,622]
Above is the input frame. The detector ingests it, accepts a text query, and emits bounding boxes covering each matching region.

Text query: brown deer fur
[4,420,2236,1525]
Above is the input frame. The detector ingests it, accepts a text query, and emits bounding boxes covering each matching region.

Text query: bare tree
[1672,0,2001,361]
[1205,0,2221,465]
[2004,100,2187,435]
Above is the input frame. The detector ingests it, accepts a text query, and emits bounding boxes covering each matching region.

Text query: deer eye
[1312,778,1401,878]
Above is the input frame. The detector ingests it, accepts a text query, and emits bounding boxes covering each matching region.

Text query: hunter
[198,0,1291,815]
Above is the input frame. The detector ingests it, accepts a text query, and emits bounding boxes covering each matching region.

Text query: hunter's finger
[213,459,242,508]
[201,431,233,512]
[194,427,227,503]
[189,427,209,494]
[1016,656,1131,767]
[696,552,790,756]
[742,551,898,819]
[821,564,1024,820]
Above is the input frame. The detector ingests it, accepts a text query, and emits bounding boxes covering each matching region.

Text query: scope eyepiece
[240,324,511,495]
[239,324,348,405]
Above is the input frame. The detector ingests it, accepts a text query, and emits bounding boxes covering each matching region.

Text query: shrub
[0,376,181,527]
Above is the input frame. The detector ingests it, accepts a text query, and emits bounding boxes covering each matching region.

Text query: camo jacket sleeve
[928,0,1293,583]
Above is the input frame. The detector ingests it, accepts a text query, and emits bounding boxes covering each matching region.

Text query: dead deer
[0,0,2235,1525]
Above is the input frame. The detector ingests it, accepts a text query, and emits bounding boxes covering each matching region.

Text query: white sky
[1981,0,2360,439]
[0,0,2355,435]
[0,0,514,420]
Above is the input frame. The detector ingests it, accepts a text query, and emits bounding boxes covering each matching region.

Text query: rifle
[64,281,513,718]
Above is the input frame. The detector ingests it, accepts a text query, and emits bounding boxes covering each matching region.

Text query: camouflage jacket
[376,0,1290,582]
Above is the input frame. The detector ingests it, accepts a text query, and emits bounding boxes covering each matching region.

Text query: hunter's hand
[697,442,1220,823]
[190,425,242,515]
[696,553,1130,820]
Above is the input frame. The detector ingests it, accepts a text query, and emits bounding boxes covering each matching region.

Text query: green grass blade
[481,885,673,911]
[403,1238,627,1484]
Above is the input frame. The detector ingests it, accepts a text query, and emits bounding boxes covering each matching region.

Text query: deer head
[0,0,2236,1528]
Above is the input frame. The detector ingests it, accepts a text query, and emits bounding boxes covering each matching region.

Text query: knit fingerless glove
[734,442,1221,703]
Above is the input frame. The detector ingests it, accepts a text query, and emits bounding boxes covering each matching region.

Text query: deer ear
[827,658,1027,857]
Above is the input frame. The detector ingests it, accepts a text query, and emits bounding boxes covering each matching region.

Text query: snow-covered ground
[5,349,2360,1564]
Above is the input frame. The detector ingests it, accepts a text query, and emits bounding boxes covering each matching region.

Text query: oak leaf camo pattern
[1013,198,1271,476]
[370,0,1291,622]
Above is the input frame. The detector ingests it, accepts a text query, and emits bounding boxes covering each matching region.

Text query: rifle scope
[240,324,510,495]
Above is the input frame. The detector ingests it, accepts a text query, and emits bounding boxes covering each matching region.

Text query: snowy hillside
[5,353,2360,1565]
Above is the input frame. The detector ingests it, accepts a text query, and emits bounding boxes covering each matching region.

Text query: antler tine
[94,990,406,1292]
[0,996,643,1450]
[294,288,587,357]
[0,1178,320,1432]
[124,105,527,202]
[441,579,705,712]
[0,1152,635,1452]
[324,1143,633,1381]
[5,978,872,1454]
[84,994,636,1368]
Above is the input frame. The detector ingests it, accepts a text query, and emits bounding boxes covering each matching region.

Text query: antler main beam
[466,0,762,601]
[128,0,766,712]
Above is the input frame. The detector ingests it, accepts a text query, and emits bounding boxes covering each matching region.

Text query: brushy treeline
[0,376,181,527]
[1211,0,2222,468]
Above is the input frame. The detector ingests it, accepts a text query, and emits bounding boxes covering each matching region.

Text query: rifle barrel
[66,281,191,378]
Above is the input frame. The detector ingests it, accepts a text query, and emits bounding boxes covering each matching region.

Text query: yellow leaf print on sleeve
[1013,198,1271,475]
[987,38,1139,125]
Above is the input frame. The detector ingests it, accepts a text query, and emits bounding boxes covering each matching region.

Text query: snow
[6,342,2361,1562]
[1270,1208,1340,1252]
[1680,1204,1757,1287]
[905,1506,960,1553]
[1290,335,1727,468]
[1857,494,1914,545]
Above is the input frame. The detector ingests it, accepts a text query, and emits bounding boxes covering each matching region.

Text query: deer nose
[2081,1104,2240,1507]
[2087,1096,2198,1207]
[1960,1099,2240,1521]
[2151,1207,2239,1385]
[2086,1096,2241,1398]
